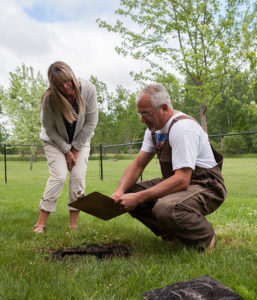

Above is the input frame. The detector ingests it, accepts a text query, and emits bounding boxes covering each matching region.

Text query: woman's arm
[72,80,98,150]
[41,98,71,154]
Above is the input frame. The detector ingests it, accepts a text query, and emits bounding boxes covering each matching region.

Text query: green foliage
[1,64,47,145]
[0,123,9,144]
[207,71,257,134]
[222,134,248,154]
[1,64,256,151]
[209,140,222,153]
[97,0,257,132]
[248,133,257,152]
[0,87,10,143]
[90,76,145,146]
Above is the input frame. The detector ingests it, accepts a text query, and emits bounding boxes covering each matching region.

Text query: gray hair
[136,83,173,108]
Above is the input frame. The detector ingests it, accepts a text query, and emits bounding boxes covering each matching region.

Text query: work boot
[161,233,179,245]
[205,234,217,253]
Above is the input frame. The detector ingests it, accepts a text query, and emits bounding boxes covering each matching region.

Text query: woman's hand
[65,150,76,171]
[65,147,80,171]
[71,147,79,162]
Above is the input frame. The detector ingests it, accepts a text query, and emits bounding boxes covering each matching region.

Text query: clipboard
[69,191,126,220]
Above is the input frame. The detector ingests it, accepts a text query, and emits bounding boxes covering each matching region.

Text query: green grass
[1,153,257,196]
[222,157,257,196]
[0,160,256,299]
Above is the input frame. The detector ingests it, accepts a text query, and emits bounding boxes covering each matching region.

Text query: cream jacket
[40,79,98,153]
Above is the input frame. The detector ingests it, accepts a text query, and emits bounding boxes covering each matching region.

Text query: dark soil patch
[48,243,130,260]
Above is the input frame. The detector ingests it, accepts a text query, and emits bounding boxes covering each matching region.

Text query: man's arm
[116,167,192,211]
[112,150,155,198]
[139,167,192,201]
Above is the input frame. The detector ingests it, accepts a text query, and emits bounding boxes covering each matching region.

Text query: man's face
[137,95,164,131]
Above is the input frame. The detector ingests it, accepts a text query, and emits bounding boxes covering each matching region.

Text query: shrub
[250,133,257,153]
[222,134,248,154]
[209,139,222,153]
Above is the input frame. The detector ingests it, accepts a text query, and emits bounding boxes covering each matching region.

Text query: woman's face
[57,80,73,97]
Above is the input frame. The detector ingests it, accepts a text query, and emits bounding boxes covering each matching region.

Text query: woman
[34,61,98,233]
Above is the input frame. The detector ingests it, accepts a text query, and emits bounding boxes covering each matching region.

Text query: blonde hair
[42,61,84,123]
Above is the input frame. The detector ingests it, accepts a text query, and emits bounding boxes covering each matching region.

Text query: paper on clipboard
[69,191,126,220]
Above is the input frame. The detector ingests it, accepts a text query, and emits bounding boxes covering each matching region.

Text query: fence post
[99,144,103,180]
[4,144,7,183]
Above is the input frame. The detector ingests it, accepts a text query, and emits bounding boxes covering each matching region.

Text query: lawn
[0,159,256,299]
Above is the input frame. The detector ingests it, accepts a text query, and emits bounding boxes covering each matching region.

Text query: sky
[0,0,148,92]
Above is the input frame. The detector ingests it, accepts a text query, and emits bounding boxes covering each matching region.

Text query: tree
[207,70,257,134]
[97,0,257,132]
[0,88,10,144]
[2,64,47,145]
[89,75,118,146]
[90,76,145,148]
[111,85,145,145]
[0,122,10,144]
[1,64,47,168]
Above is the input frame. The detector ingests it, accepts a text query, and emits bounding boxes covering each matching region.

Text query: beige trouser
[39,143,90,212]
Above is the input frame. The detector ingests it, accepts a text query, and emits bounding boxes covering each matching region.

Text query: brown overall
[128,115,226,249]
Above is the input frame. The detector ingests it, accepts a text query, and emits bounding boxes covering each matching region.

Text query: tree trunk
[30,153,33,170]
[200,103,208,133]
[34,149,38,162]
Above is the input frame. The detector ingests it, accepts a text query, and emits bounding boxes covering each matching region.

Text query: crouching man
[111,83,226,252]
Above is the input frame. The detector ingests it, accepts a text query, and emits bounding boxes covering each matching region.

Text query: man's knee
[153,202,175,223]
[153,202,190,229]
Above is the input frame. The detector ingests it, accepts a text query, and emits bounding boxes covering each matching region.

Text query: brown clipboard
[69,191,126,221]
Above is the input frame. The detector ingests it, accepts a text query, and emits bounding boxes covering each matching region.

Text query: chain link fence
[1,131,257,197]
[208,132,257,197]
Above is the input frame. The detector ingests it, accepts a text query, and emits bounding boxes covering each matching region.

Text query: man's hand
[111,192,122,204]
[65,150,76,171]
[113,193,141,211]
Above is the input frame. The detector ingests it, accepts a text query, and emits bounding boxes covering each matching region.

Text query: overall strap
[151,114,198,145]
[168,115,198,133]
[169,115,224,170]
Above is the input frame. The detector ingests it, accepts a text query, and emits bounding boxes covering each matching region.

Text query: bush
[209,139,222,153]
[222,134,248,154]
[250,133,257,153]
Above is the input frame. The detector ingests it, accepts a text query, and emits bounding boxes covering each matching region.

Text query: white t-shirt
[141,112,217,171]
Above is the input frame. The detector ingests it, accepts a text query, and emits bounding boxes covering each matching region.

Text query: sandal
[33,225,45,233]
[69,225,78,230]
